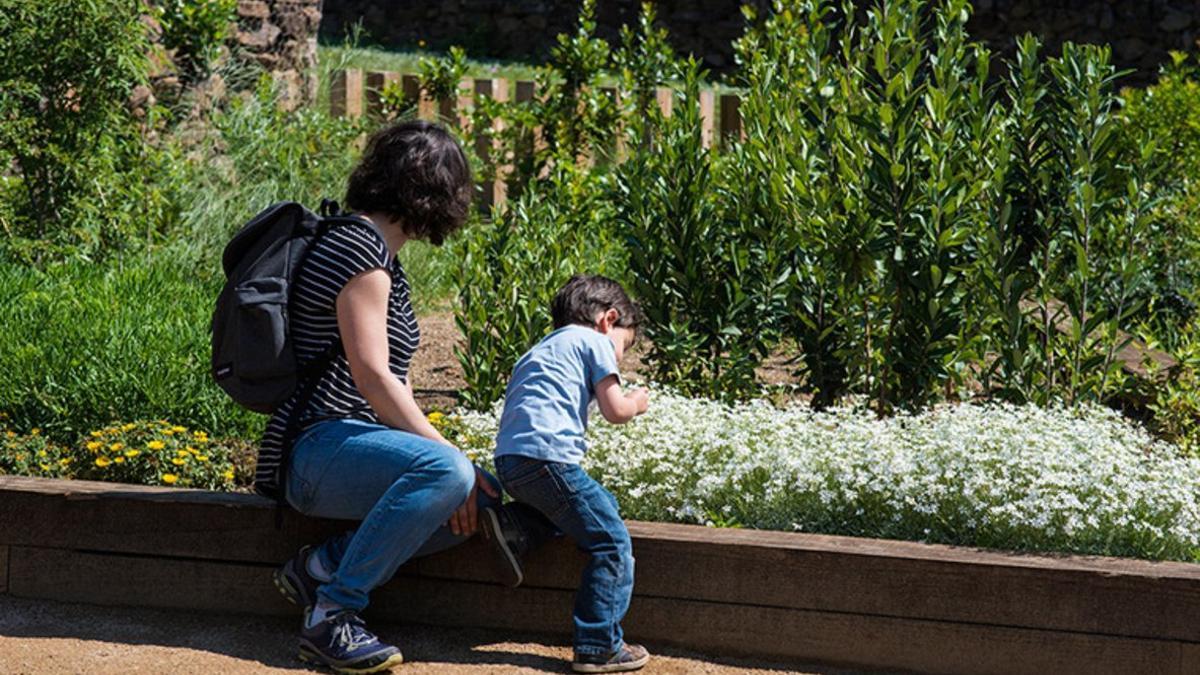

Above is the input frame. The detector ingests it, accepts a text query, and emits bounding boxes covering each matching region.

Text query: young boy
[480,274,651,673]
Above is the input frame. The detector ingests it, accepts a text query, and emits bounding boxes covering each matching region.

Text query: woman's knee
[420,445,475,505]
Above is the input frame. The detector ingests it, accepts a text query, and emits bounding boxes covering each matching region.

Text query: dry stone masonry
[321,0,1200,81]
[235,0,322,109]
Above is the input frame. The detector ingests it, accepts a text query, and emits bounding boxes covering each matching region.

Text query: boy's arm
[595,375,649,424]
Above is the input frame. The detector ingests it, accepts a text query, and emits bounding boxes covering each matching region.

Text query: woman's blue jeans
[285,418,500,611]
[495,454,634,656]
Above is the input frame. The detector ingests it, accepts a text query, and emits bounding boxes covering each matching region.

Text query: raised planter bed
[1,475,1198,674]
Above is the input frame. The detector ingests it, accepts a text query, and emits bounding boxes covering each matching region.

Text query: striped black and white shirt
[254,219,419,498]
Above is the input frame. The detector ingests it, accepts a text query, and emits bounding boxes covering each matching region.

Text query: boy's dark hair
[551,274,642,332]
[344,120,473,247]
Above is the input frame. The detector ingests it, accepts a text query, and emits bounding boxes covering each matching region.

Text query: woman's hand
[448,467,501,536]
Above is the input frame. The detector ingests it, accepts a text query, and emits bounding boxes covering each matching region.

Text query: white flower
[449,389,1200,562]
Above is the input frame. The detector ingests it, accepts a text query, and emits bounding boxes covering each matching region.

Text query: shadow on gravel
[0,595,853,673]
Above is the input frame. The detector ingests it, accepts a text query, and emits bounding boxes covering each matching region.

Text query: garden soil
[408,313,801,413]
[0,595,847,674]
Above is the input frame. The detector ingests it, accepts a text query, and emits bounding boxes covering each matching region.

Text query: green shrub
[615,63,787,399]
[154,0,237,82]
[0,0,148,246]
[1119,53,1200,346]
[1145,326,1200,457]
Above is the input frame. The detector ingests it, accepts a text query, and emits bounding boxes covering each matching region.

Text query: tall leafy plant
[614,64,786,399]
[734,0,865,407]
[453,166,617,410]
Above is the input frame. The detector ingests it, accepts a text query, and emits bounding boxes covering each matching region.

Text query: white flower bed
[448,392,1200,562]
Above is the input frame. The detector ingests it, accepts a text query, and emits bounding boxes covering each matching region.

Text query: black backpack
[211,200,382,414]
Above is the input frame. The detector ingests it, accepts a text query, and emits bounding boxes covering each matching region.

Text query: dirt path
[0,595,852,674]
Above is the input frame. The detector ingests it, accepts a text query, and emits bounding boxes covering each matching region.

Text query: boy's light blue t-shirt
[494,324,619,465]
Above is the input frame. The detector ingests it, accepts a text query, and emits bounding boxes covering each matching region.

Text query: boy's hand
[628,387,649,415]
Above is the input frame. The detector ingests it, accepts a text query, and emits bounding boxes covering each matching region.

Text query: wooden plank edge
[5,477,1196,582]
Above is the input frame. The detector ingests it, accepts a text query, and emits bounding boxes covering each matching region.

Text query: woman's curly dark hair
[345,120,473,247]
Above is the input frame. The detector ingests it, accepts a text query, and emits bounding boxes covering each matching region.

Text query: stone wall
[320,0,1200,80]
[139,0,322,114]
[235,0,322,108]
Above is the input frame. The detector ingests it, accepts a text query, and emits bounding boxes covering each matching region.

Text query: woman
[256,120,526,673]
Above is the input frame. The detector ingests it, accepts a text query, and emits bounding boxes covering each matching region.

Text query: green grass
[0,257,262,441]
[320,45,543,83]
[0,244,454,442]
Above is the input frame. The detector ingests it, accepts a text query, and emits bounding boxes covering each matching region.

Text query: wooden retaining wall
[1,475,1198,674]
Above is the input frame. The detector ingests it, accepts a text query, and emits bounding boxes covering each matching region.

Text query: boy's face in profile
[592,308,635,362]
[608,326,635,362]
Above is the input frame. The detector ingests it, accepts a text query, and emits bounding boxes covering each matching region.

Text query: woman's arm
[336,268,497,534]
[336,268,449,445]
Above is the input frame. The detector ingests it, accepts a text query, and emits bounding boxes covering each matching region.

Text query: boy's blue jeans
[285,418,500,611]
[495,454,634,657]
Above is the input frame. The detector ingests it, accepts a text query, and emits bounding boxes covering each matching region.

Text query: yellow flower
[95,457,112,467]
[161,473,178,485]
[39,463,50,471]
[172,425,186,433]
[114,456,126,464]
[222,469,235,481]
[146,440,165,450]
[124,449,141,458]
[109,442,124,451]
[89,430,103,438]
[186,446,198,455]
[86,441,102,451]
[4,431,15,438]
[418,39,427,48]
[59,458,70,467]
[196,455,209,462]
[172,458,186,466]
[37,449,47,457]
[122,423,136,431]
[30,428,40,436]
[162,429,175,436]
[193,431,209,443]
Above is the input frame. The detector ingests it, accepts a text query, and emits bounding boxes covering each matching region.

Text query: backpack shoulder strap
[315,199,391,264]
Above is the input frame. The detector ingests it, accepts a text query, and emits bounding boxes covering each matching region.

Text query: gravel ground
[0,595,850,675]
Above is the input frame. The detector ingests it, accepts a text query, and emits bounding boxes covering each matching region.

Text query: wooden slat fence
[329,68,744,210]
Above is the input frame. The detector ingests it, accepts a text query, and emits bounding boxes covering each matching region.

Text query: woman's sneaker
[572,643,651,673]
[298,609,403,674]
[274,545,322,610]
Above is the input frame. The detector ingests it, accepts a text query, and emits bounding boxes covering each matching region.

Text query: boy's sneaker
[298,609,404,674]
[274,545,322,610]
[572,643,651,673]
[479,505,528,587]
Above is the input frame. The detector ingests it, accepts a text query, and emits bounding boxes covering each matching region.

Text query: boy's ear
[596,308,619,332]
